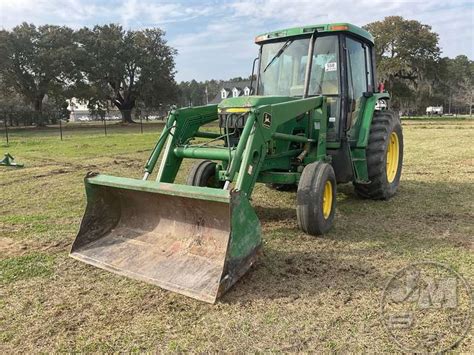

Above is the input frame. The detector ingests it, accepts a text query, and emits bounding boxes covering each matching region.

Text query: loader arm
[144,96,327,198]
[229,96,327,196]
[143,105,219,182]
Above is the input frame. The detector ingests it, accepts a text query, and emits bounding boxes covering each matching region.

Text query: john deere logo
[381,261,472,352]
[263,112,272,128]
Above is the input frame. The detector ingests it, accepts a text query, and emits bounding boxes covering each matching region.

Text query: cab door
[343,35,374,134]
[306,34,342,142]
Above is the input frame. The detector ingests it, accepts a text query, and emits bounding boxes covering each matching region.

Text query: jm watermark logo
[381,261,472,352]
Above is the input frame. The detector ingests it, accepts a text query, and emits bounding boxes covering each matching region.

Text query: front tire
[186,160,223,188]
[354,110,403,200]
[297,162,336,235]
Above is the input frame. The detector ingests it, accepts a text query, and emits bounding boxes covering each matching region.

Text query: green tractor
[70,23,403,303]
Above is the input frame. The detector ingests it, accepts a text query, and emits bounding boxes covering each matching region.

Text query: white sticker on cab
[325,62,337,72]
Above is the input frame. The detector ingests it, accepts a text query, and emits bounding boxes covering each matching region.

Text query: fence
[0,109,167,145]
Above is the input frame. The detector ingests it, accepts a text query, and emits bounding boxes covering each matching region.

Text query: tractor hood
[218,95,298,112]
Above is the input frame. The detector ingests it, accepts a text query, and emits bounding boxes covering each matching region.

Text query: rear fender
[350,92,390,148]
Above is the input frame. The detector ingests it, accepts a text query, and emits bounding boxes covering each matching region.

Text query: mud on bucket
[70,174,262,303]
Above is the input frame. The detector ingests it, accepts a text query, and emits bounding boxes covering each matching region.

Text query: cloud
[0,0,213,29]
[0,0,472,81]
[0,0,105,27]
[119,0,214,28]
[174,0,473,80]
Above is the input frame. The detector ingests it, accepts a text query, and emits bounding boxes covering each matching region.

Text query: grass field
[400,114,472,121]
[1,120,473,352]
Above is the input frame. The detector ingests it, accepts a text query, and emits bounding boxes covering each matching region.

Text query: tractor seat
[321,80,338,95]
[290,85,304,96]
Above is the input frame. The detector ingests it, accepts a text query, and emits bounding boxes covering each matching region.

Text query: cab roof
[255,23,373,44]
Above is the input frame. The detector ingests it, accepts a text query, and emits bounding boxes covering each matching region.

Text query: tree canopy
[365,16,472,114]
[0,23,78,122]
[0,18,472,123]
[74,24,177,122]
[0,23,177,123]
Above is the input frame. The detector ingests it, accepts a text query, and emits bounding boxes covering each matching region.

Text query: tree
[364,16,441,112]
[0,23,77,122]
[75,24,177,123]
[444,55,474,115]
[176,76,255,108]
[177,80,209,107]
[0,76,26,126]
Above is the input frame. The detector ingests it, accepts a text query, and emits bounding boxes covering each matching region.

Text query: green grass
[0,253,56,284]
[0,120,473,352]
[401,114,473,121]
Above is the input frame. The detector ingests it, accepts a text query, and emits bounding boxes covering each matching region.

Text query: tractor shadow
[254,205,297,222]
[223,179,471,303]
[222,245,387,304]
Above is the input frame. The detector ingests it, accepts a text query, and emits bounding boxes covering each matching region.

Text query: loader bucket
[70,174,262,303]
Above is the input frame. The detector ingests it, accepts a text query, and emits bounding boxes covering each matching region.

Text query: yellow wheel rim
[386,131,399,183]
[322,181,333,219]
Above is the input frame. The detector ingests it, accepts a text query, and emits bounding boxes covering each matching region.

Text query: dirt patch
[112,158,143,169]
[0,237,70,259]
[0,237,29,258]
[0,163,100,187]
[33,168,73,178]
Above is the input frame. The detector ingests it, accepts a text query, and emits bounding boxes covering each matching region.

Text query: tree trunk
[448,90,452,115]
[470,90,473,117]
[34,98,42,111]
[113,95,135,123]
[121,109,134,123]
[33,95,45,126]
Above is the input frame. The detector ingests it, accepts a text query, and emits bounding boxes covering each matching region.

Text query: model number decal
[263,112,272,128]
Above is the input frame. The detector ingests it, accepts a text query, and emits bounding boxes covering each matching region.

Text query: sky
[1,0,473,82]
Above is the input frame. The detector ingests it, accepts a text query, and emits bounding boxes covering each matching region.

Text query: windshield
[258,35,339,97]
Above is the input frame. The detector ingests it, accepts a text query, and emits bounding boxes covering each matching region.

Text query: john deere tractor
[71,23,403,303]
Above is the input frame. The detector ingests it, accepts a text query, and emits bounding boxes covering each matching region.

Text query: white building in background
[66,98,90,122]
[66,98,120,121]
[426,106,443,116]
[211,80,254,104]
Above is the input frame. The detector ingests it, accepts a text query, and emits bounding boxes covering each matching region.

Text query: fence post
[59,118,63,141]
[103,117,107,136]
[140,114,143,134]
[4,116,9,145]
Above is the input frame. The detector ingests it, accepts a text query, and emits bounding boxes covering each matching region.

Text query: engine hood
[217,95,298,112]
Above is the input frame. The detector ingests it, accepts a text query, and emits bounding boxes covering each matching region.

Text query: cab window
[258,38,310,96]
[308,36,339,96]
[346,37,369,128]
[308,36,340,139]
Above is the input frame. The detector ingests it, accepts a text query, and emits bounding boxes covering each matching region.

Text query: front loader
[70,23,403,303]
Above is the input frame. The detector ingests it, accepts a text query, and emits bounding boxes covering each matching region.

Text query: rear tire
[187,160,223,188]
[297,162,336,235]
[354,110,403,200]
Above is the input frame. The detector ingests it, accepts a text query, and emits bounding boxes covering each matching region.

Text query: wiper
[263,40,293,73]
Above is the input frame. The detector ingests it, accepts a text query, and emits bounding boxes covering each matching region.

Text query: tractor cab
[253,23,376,143]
